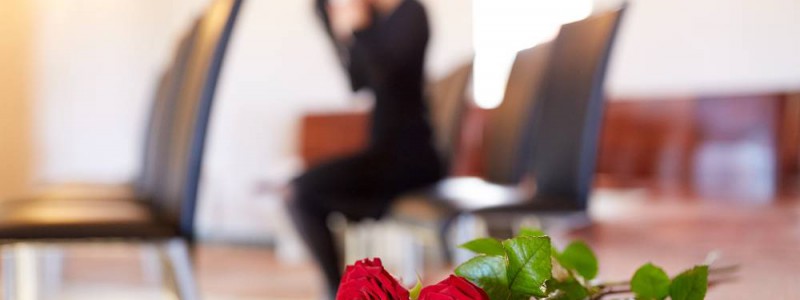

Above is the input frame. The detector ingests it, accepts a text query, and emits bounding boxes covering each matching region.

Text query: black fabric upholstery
[521,7,625,211]
[151,0,244,239]
[483,43,553,184]
[0,199,175,239]
[152,0,242,238]
[138,19,202,198]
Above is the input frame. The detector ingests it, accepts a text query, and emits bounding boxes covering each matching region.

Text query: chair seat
[390,177,525,225]
[28,183,137,202]
[390,177,588,225]
[0,198,175,240]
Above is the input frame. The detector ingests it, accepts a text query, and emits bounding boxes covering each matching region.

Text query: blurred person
[287,0,442,297]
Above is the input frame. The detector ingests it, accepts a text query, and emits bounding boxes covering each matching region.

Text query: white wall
[31,0,210,183]
[599,0,800,98]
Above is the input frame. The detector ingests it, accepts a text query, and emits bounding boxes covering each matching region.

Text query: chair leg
[438,215,458,264]
[1,244,40,300]
[384,221,422,287]
[2,245,17,300]
[40,245,64,299]
[140,244,163,286]
[450,214,488,265]
[344,219,373,265]
[157,239,199,300]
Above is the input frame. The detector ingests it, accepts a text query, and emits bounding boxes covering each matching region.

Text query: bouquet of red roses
[337,258,489,300]
[337,229,735,300]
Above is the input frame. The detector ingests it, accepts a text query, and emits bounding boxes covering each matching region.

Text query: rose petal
[418,275,489,300]
[337,258,409,300]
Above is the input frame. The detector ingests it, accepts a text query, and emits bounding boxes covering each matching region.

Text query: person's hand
[328,0,372,43]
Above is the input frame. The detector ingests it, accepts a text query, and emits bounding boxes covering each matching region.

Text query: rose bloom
[336,258,410,300]
[418,275,489,300]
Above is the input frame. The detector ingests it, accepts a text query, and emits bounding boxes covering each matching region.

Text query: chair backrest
[138,18,202,197]
[152,0,245,239]
[483,43,553,184]
[426,62,472,172]
[523,7,625,210]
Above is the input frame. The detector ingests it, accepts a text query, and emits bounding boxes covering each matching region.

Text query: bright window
[472,0,593,109]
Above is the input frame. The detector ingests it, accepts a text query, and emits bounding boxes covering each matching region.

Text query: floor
[1,243,325,300]
[0,189,798,299]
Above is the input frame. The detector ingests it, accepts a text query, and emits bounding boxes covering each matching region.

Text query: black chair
[385,42,554,265]
[0,0,244,298]
[483,5,625,213]
[388,6,626,262]
[137,19,203,200]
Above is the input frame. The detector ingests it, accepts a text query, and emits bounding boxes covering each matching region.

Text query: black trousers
[288,143,442,297]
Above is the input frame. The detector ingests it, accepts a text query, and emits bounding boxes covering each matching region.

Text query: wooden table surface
[568,191,800,299]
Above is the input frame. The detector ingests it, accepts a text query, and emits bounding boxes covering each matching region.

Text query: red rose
[418,275,489,300]
[336,258,410,300]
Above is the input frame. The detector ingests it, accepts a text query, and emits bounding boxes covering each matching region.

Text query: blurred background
[0,0,799,299]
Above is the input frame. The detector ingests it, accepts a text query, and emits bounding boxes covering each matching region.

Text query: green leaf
[556,241,599,280]
[503,236,552,297]
[669,265,709,300]
[518,227,547,238]
[630,263,671,300]
[548,279,589,300]
[455,255,529,300]
[409,275,422,300]
[460,238,506,256]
